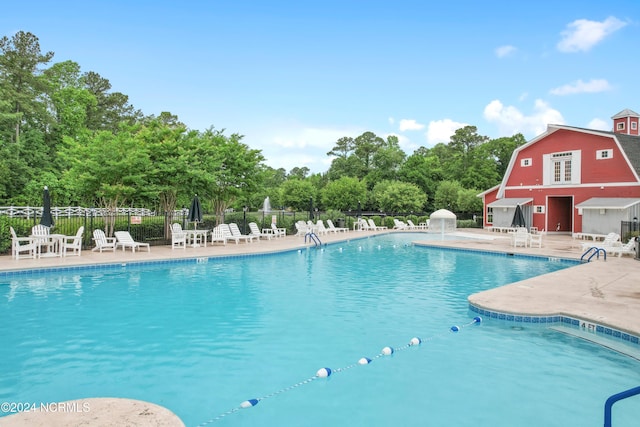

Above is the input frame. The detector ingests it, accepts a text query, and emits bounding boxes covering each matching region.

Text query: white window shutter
[571,150,581,183]
[542,154,550,185]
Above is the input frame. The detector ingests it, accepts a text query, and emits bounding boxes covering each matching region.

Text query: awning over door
[575,198,640,209]
[487,198,533,208]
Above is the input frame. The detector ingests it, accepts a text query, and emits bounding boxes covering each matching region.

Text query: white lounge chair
[62,226,84,257]
[271,223,286,238]
[249,222,271,240]
[315,220,329,235]
[229,223,255,243]
[171,223,187,249]
[368,219,388,230]
[606,238,636,257]
[326,219,348,233]
[355,218,370,231]
[219,224,240,244]
[581,232,620,252]
[10,226,38,259]
[407,220,426,230]
[393,219,408,230]
[92,229,117,252]
[114,231,151,252]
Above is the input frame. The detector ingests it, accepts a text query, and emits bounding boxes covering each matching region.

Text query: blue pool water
[1,233,639,426]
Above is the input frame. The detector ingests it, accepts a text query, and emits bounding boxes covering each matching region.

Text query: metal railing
[604,385,640,427]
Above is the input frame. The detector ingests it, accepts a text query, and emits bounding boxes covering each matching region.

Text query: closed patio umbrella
[511,204,526,228]
[188,195,203,229]
[40,186,54,228]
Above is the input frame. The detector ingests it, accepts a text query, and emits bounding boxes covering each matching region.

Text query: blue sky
[3,1,639,173]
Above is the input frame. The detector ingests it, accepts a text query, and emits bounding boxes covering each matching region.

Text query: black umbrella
[511,204,526,228]
[188,195,203,229]
[40,186,54,228]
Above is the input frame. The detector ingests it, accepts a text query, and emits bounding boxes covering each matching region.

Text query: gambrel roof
[496,124,640,198]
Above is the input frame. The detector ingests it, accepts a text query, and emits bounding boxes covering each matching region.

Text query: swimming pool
[1,233,639,426]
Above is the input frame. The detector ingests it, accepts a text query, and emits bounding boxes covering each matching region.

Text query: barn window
[617,122,625,131]
[552,152,573,184]
[596,149,613,159]
[520,158,532,167]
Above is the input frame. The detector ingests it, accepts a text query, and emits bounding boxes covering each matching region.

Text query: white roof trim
[487,198,533,208]
[575,198,640,209]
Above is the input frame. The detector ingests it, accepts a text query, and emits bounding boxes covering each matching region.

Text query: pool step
[549,325,640,361]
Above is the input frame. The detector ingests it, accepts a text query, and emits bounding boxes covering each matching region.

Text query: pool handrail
[604,385,640,427]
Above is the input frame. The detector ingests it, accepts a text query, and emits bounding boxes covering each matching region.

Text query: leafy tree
[326,136,354,159]
[481,133,526,178]
[137,115,188,215]
[280,179,317,211]
[288,166,310,180]
[398,150,443,211]
[190,128,264,224]
[433,180,463,211]
[367,135,406,184]
[372,180,427,213]
[43,60,96,141]
[320,176,366,211]
[457,188,483,213]
[60,124,152,234]
[81,71,141,132]
[0,31,54,143]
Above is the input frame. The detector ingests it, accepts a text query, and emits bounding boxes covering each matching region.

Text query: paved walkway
[2,228,639,426]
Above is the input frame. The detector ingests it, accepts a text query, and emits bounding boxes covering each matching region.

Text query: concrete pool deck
[1,228,639,426]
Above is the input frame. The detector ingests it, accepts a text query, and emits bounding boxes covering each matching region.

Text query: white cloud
[587,118,610,131]
[399,119,425,131]
[549,78,612,95]
[426,119,468,145]
[388,117,395,125]
[557,16,627,53]
[495,45,517,58]
[483,99,565,137]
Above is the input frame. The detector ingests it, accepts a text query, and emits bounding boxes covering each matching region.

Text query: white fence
[0,206,177,219]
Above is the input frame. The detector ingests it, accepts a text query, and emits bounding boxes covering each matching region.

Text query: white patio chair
[62,226,84,257]
[10,226,38,259]
[92,229,117,252]
[31,224,52,253]
[171,223,187,249]
[210,225,227,245]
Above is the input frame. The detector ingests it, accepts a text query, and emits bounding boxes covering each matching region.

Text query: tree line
[0,31,525,219]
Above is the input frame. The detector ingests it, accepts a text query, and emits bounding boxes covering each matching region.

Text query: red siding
[614,117,639,136]
[506,130,637,187]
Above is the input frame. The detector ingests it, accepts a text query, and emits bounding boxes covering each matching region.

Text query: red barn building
[479,109,640,235]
